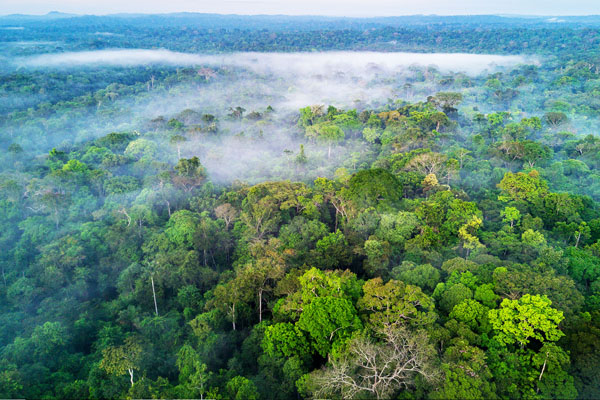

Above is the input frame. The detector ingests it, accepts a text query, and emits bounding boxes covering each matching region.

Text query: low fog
[17,49,532,76]
[4,49,541,183]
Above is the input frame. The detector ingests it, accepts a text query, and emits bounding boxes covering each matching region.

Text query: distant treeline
[1,14,600,57]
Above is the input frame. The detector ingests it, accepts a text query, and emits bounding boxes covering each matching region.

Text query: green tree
[488,294,564,348]
[501,206,521,229]
[262,322,311,362]
[306,122,345,159]
[297,296,362,357]
[391,262,441,293]
[357,278,436,331]
[226,376,259,400]
[173,157,207,193]
[430,340,496,400]
[498,170,549,203]
[176,345,210,398]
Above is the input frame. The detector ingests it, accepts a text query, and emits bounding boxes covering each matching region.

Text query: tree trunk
[232,303,236,331]
[128,368,134,386]
[151,275,159,316]
[328,143,332,159]
[536,352,548,394]
[258,289,263,323]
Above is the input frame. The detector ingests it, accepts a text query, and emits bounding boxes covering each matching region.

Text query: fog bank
[3,48,543,184]
[18,49,533,76]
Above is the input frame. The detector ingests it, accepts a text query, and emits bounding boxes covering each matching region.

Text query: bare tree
[215,203,238,229]
[405,152,448,176]
[307,328,439,399]
[310,104,325,117]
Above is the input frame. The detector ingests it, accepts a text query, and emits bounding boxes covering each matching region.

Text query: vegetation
[1,13,600,400]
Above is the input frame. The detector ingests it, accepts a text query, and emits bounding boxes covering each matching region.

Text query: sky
[1,0,599,17]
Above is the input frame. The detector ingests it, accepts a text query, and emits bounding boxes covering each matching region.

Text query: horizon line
[2,11,600,18]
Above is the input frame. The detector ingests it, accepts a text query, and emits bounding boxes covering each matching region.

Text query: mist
[3,49,542,183]
[17,49,532,76]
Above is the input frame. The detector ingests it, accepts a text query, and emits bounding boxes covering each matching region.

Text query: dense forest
[1,13,600,400]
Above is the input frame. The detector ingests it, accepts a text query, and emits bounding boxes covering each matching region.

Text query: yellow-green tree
[100,337,143,386]
[488,294,564,348]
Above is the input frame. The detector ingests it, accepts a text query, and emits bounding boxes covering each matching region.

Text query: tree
[262,322,311,362]
[498,170,548,203]
[305,122,345,159]
[544,112,568,128]
[124,139,158,160]
[492,266,583,314]
[237,239,287,322]
[226,376,259,400]
[430,340,496,400]
[304,328,438,399]
[458,216,484,257]
[165,210,200,248]
[449,299,490,333]
[375,212,419,249]
[521,229,547,249]
[214,203,238,230]
[240,181,311,240]
[211,279,251,331]
[278,216,328,264]
[173,157,207,193]
[176,345,210,398]
[521,141,552,167]
[391,262,441,293]
[363,127,381,143]
[170,134,186,160]
[362,237,392,276]
[8,143,23,155]
[405,152,448,176]
[0,362,22,399]
[297,296,362,357]
[346,168,402,213]
[429,92,463,113]
[574,222,591,248]
[100,336,143,386]
[435,282,474,314]
[228,106,246,119]
[274,267,362,321]
[357,278,436,331]
[312,230,353,269]
[488,294,564,348]
[501,206,521,229]
[531,343,577,399]
[422,173,439,191]
[30,321,69,360]
[295,144,308,165]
